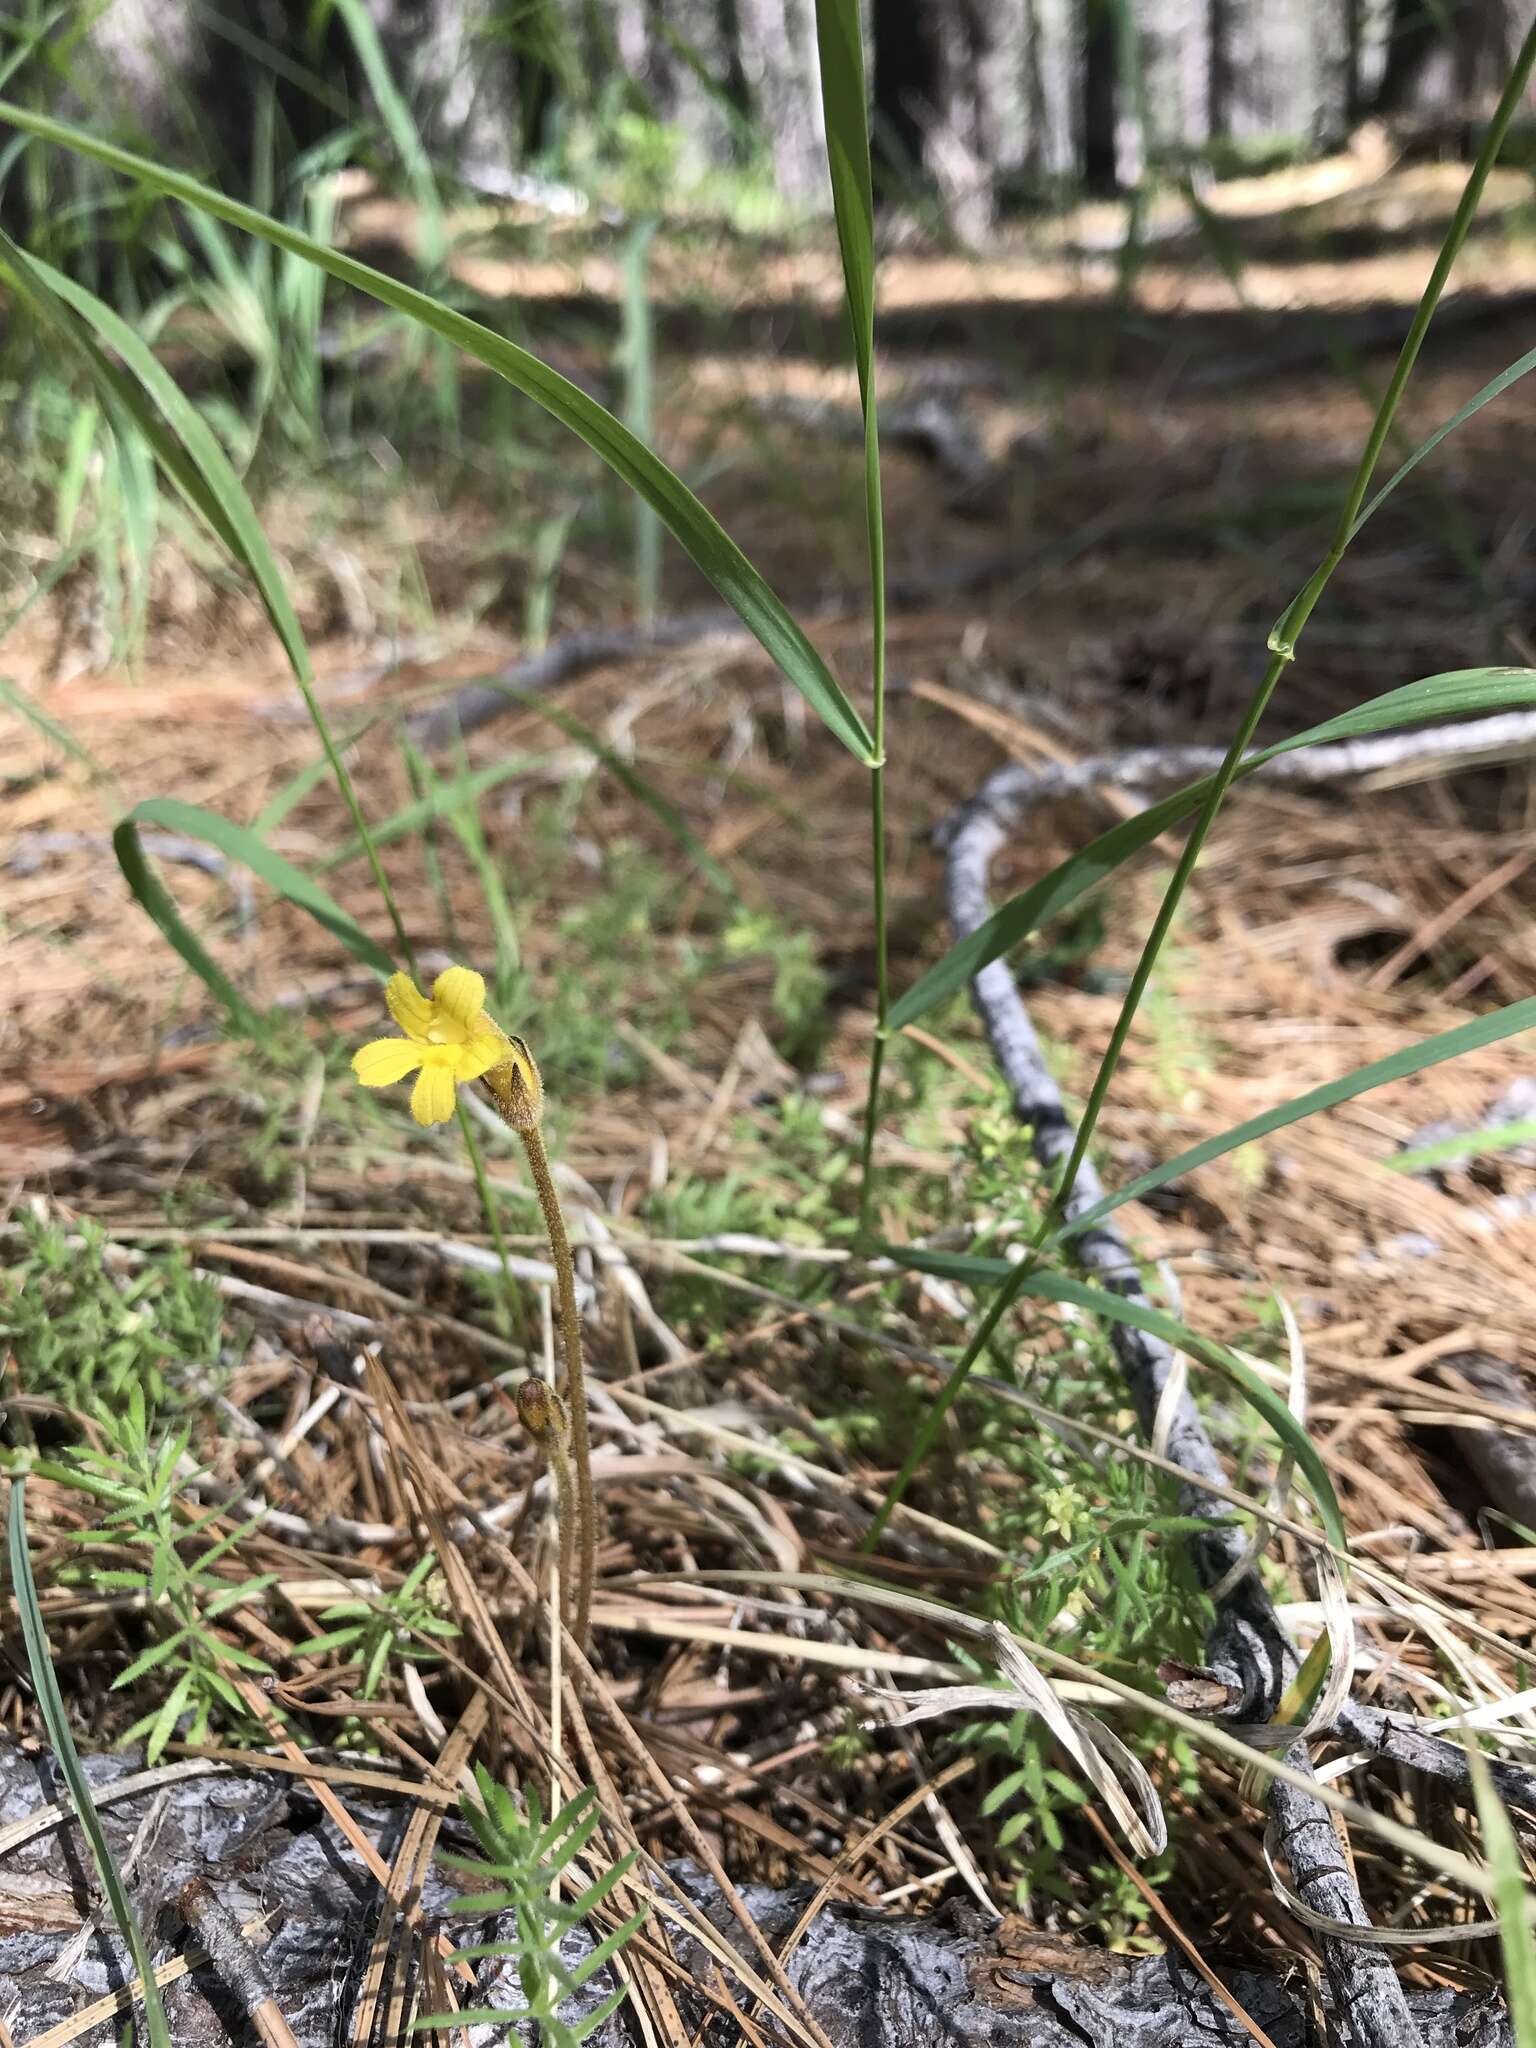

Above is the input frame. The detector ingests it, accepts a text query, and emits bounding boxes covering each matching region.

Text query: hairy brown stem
[482,1034,595,1647]
[516,1378,579,1628]
[518,1123,594,1648]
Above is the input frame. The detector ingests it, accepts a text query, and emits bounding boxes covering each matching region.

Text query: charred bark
[0,1744,1512,2047]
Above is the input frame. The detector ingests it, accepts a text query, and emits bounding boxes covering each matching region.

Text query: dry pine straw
[11,282,1536,1965]
[4,619,1536,1984]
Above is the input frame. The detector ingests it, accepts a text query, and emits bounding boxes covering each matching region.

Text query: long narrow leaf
[8,1478,173,2048]
[433,678,738,896]
[0,237,311,687]
[815,0,891,1229]
[0,230,416,953]
[113,798,396,1032]
[325,0,439,220]
[1468,1747,1536,2044]
[251,710,392,837]
[889,1246,1345,1553]
[113,817,255,1032]
[892,664,1536,1028]
[815,0,876,411]
[0,671,108,780]
[1053,993,1536,1251]
[0,103,874,764]
[321,748,542,869]
[1351,343,1536,539]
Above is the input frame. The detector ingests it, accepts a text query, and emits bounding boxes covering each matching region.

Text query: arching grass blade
[892,665,1536,1031]
[0,102,874,764]
[114,797,397,1034]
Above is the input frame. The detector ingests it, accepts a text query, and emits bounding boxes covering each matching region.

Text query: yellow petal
[432,965,486,1031]
[352,1038,423,1087]
[410,1059,458,1125]
[385,973,434,1040]
[456,1031,506,1083]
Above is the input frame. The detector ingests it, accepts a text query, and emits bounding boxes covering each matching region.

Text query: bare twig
[937,708,1536,862]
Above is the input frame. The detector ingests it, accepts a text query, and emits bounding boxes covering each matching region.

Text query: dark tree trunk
[870,0,1015,234]
[717,0,752,126]
[1208,0,1234,138]
[1344,0,1364,122]
[1454,0,1514,102]
[1373,0,1462,114]
[1369,0,1523,129]
[871,0,941,196]
[1082,0,1120,193]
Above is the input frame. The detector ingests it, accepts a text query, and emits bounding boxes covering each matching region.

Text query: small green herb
[417,1769,644,2046]
[1,1214,223,1416]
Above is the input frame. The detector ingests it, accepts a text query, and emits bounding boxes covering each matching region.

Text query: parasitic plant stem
[484,1037,595,1649]
[516,1378,579,1630]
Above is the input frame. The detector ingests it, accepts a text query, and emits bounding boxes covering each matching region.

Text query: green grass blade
[8,1476,173,2048]
[325,0,440,226]
[1388,1117,1536,1175]
[0,4,74,93]
[0,232,413,960]
[891,664,1536,1029]
[55,394,100,542]
[1028,24,1536,1458]
[1275,23,1536,656]
[874,913,1536,1549]
[113,819,254,1032]
[815,0,876,411]
[886,1246,1345,1554]
[621,217,661,623]
[1350,342,1536,541]
[113,797,397,1033]
[195,6,354,119]
[0,237,296,663]
[434,678,738,896]
[320,748,543,869]
[815,0,890,1231]
[1052,994,1536,1253]
[437,758,522,987]
[1468,1746,1536,2044]
[0,671,109,781]
[0,522,110,654]
[251,709,393,837]
[0,101,874,764]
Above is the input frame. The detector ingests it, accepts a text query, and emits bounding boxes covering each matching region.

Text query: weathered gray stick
[937,723,1536,2047]
[937,710,1536,856]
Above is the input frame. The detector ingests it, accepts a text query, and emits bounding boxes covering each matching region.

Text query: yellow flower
[352,967,507,1125]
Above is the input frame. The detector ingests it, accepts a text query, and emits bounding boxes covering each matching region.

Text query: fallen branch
[937,707,1536,853]
[938,720,1536,2046]
[406,546,1051,750]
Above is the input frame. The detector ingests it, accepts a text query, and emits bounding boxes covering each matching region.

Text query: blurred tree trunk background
[3,0,1533,243]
